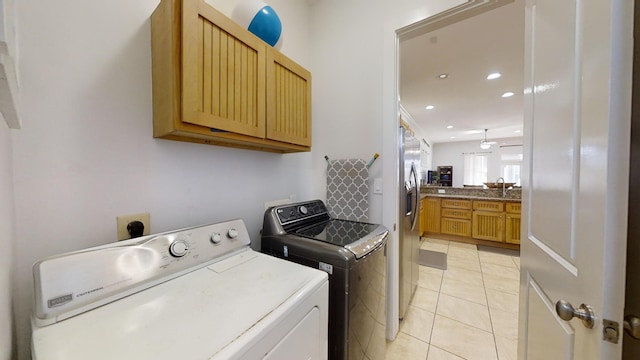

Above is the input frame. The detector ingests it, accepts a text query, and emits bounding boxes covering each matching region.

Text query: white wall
[0,122,15,360]
[307,0,464,224]
[432,137,523,187]
[11,0,312,358]
[308,0,472,338]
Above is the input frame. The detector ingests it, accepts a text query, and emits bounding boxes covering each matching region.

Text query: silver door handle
[555,300,595,329]
[624,315,640,339]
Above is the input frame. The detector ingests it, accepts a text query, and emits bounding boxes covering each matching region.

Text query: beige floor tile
[424,237,451,245]
[447,246,480,261]
[440,277,487,305]
[418,266,444,292]
[495,335,518,360]
[436,293,492,331]
[483,273,519,294]
[447,255,482,273]
[512,257,520,269]
[486,288,519,314]
[421,241,449,253]
[479,251,519,268]
[448,241,477,250]
[427,345,465,360]
[386,331,430,360]
[400,306,435,343]
[430,315,498,360]
[410,286,439,313]
[490,307,519,340]
[364,322,386,360]
[444,267,485,287]
[481,262,520,281]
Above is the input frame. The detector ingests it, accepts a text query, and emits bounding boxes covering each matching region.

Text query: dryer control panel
[33,219,251,326]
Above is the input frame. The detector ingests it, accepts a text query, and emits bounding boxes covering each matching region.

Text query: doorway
[388,0,524,358]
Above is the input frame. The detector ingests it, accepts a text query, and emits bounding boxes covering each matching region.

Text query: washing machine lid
[31,249,327,360]
[293,219,389,259]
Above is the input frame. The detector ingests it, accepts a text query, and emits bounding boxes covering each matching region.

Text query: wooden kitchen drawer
[441,199,472,210]
[506,202,521,214]
[441,218,472,237]
[473,200,504,212]
[441,208,472,220]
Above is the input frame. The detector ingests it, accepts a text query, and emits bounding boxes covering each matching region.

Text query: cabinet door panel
[472,211,504,242]
[505,213,521,244]
[266,50,312,146]
[421,198,441,234]
[182,0,266,137]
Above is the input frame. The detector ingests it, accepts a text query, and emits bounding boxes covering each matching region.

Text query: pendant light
[480,129,494,150]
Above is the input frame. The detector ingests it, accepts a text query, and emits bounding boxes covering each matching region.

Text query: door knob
[555,300,595,329]
[624,315,640,339]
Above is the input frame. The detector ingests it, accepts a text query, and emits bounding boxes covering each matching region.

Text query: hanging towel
[326,159,369,222]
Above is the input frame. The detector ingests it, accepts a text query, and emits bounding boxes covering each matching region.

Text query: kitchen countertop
[421,194,521,202]
[420,185,521,202]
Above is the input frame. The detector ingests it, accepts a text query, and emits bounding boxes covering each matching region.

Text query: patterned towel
[326,159,369,222]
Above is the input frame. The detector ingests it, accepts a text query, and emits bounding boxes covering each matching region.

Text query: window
[463,153,488,185]
[501,153,523,185]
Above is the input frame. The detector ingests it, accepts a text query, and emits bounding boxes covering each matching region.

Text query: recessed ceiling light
[450,136,456,139]
[515,130,521,133]
[501,91,515,98]
[487,72,502,80]
[437,73,449,79]
[425,105,435,110]
[446,125,453,129]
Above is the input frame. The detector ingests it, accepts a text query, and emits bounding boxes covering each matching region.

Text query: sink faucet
[495,177,506,197]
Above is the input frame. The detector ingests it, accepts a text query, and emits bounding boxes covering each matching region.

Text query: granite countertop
[420,185,521,202]
[421,194,521,202]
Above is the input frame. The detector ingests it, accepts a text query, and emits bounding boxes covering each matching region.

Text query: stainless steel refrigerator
[399,125,421,319]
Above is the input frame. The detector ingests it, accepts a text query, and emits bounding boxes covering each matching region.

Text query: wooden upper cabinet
[151,0,311,152]
[181,0,266,138]
[266,50,312,147]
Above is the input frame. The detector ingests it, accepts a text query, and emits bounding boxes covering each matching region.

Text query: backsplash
[420,186,522,200]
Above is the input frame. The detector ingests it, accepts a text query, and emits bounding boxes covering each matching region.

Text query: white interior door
[519,0,633,358]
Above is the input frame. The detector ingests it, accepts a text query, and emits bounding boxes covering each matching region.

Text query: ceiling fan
[480,129,497,149]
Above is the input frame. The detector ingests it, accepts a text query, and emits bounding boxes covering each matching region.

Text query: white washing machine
[30,219,328,360]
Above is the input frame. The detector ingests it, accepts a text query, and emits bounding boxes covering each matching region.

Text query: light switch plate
[116,213,150,241]
[373,178,383,194]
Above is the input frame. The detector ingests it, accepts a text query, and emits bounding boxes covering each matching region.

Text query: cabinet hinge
[603,319,620,344]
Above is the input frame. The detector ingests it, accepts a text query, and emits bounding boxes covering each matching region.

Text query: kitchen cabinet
[151,0,311,153]
[505,202,521,244]
[420,197,441,235]
[472,200,504,242]
[420,195,520,249]
[441,199,471,237]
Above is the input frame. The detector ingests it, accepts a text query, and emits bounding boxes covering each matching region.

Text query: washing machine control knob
[227,229,239,239]
[211,232,222,244]
[169,239,189,257]
[299,205,308,215]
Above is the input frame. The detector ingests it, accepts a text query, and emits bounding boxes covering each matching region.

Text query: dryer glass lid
[293,219,381,247]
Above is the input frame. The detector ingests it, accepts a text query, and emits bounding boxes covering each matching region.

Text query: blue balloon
[247,6,282,47]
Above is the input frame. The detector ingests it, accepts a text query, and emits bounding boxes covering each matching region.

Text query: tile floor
[386,237,521,360]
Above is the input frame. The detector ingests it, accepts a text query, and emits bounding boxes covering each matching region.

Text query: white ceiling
[400,0,525,145]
